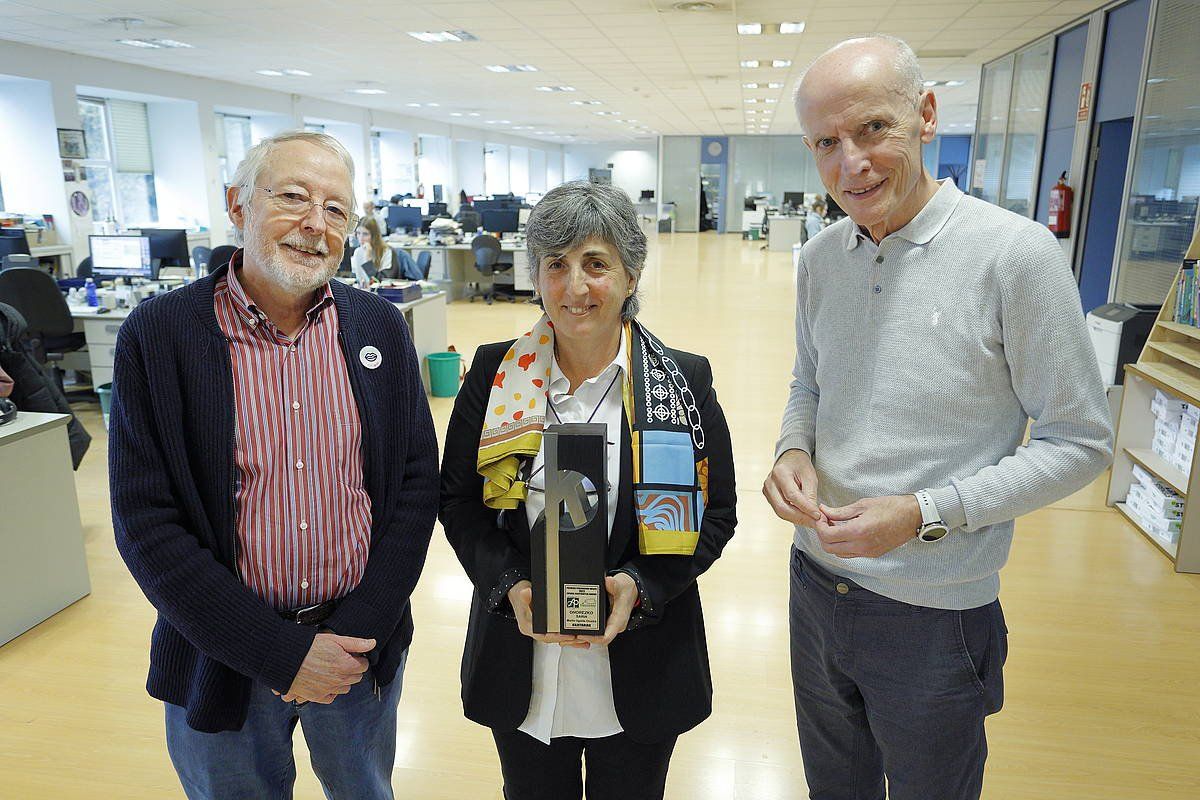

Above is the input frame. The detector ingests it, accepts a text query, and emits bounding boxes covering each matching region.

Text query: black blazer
[440,339,737,743]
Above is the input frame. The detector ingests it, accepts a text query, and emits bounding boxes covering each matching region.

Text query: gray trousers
[789,547,1007,800]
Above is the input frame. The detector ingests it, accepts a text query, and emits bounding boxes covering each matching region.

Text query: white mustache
[280,235,329,256]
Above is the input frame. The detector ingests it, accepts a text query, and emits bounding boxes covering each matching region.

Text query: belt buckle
[291,601,325,625]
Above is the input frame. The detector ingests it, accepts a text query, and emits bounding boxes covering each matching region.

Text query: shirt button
[873,285,882,294]
[248,318,257,327]
[289,345,297,352]
[875,255,883,264]
[300,579,309,589]
[292,401,301,411]
[836,583,850,595]
[295,460,304,470]
[299,521,309,531]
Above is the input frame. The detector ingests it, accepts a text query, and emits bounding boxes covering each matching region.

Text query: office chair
[208,245,237,273]
[468,235,513,305]
[416,251,432,280]
[0,267,87,391]
[192,245,212,274]
[76,257,92,279]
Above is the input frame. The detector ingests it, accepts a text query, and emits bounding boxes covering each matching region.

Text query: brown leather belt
[279,599,338,626]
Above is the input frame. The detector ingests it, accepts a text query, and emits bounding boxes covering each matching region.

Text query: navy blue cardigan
[109,264,439,732]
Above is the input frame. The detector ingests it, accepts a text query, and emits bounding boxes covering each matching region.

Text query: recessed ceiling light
[468,112,481,117]
[408,30,476,43]
[945,80,965,87]
[740,60,760,68]
[744,98,759,104]
[256,68,284,76]
[282,68,311,77]
[743,82,760,89]
[349,88,387,95]
[570,99,603,106]
[737,23,762,35]
[779,22,806,34]
[515,64,539,72]
[118,39,161,48]
[536,85,576,92]
[406,102,421,107]
[765,98,777,104]
[767,82,783,89]
[152,39,192,48]
[486,65,509,72]
[450,112,463,117]
[426,102,440,107]
[487,64,539,73]
[594,110,621,116]
[772,59,792,68]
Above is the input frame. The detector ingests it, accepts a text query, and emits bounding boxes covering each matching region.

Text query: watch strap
[914,490,942,528]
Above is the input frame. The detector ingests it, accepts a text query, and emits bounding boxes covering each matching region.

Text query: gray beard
[244,222,338,294]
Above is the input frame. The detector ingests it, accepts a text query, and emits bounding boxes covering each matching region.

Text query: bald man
[763,35,1112,799]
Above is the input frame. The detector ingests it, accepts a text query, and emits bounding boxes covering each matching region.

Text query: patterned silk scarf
[477,315,709,556]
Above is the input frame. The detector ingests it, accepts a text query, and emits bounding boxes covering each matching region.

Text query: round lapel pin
[359,345,382,369]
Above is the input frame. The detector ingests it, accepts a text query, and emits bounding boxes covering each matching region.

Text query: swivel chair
[75,257,93,279]
[192,245,213,274]
[468,235,513,305]
[0,267,87,391]
[416,251,432,279]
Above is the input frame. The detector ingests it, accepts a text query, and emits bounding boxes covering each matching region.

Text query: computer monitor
[782,191,805,209]
[90,235,155,281]
[139,228,190,268]
[640,189,655,200]
[432,184,443,203]
[387,205,422,234]
[427,202,448,216]
[482,209,520,234]
[0,230,31,257]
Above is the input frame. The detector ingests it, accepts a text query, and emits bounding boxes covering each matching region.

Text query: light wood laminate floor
[1,232,1198,799]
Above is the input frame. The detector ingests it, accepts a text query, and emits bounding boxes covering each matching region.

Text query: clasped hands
[508,573,638,649]
[272,632,376,705]
[763,449,922,559]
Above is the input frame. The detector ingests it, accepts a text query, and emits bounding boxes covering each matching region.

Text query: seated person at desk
[351,217,391,286]
[805,198,826,241]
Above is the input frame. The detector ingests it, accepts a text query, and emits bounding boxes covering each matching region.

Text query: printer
[1087,303,1159,386]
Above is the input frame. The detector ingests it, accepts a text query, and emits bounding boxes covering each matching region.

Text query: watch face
[918,524,950,542]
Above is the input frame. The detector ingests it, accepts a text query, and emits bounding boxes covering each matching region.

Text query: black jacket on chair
[440,340,737,744]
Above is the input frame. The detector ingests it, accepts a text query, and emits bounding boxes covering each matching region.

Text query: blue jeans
[789,549,1006,800]
[165,650,407,800]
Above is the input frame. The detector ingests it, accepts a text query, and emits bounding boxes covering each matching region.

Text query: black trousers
[492,728,677,800]
[790,548,1008,800]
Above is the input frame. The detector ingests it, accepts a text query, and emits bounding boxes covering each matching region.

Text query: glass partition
[1000,39,1053,217]
[973,54,1015,204]
[1113,0,1200,305]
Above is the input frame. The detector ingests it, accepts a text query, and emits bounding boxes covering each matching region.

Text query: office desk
[69,290,447,393]
[0,411,91,645]
[767,215,806,252]
[393,240,533,296]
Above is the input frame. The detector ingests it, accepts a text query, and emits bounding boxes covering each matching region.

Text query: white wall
[0,76,70,239]
[510,146,530,196]
[0,38,565,257]
[147,100,210,229]
[563,143,658,202]
[417,135,449,197]
[453,139,484,205]
[485,143,509,195]
[530,149,547,193]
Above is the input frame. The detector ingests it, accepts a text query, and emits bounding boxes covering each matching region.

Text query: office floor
[1,232,1199,799]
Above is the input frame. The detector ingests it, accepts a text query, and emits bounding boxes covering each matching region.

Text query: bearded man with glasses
[110,130,439,799]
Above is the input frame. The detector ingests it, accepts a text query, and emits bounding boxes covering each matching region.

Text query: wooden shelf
[1125,362,1200,407]
[1156,321,1200,343]
[1145,340,1200,370]
[1125,447,1189,496]
[1114,502,1179,561]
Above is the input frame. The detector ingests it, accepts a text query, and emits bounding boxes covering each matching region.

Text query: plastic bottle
[85,277,98,307]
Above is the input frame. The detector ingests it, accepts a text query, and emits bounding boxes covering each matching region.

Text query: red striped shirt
[213,252,371,610]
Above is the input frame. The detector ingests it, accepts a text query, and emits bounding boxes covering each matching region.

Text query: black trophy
[531,423,609,636]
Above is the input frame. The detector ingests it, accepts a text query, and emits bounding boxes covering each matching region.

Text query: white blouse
[350,245,392,286]
[520,329,625,745]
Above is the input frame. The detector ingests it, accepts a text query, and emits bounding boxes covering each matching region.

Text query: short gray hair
[526,180,647,320]
[794,34,924,126]
[229,130,357,244]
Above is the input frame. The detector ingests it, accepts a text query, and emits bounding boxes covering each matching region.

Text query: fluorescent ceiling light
[485,65,511,72]
[118,39,161,48]
[743,82,760,89]
[255,68,284,76]
[737,23,762,35]
[515,64,539,72]
[771,59,792,68]
[765,98,777,103]
[740,60,759,68]
[408,30,475,43]
[406,102,421,107]
[945,80,965,87]
[744,98,759,103]
[536,85,576,92]
[282,68,311,77]
[349,88,387,95]
[450,112,463,117]
[468,112,481,117]
[779,22,806,34]
[767,82,783,89]
[488,64,540,73]
[570,99,602,106]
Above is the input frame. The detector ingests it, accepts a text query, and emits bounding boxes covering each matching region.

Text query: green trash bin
[97,382,113,430]
[427,352,462,397]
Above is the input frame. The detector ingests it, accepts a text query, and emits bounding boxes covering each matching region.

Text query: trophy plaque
[531,423,608,636]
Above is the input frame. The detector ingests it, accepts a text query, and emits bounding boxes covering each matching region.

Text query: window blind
[108,99,153,174]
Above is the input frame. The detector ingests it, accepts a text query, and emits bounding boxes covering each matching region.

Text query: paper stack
[1126,463,1183,550]
[1149,389,1198,477]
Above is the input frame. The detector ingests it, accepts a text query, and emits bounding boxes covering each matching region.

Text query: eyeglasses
[255,186,360,232]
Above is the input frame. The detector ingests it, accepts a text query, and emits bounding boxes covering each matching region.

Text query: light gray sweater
[776,180,1114,609]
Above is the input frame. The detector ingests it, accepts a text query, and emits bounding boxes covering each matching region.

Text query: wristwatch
[914,490,950,542]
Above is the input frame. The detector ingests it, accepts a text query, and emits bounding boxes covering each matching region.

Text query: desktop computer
[139,228,190,269]
[427,202,448,216]
[90,235,156,281]
[482,209,520,235]
[387,205,423,234]
[782,191,805,210]
[0,230,31,259]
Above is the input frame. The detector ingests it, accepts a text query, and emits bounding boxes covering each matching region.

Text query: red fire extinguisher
[1048,171,1073,238]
